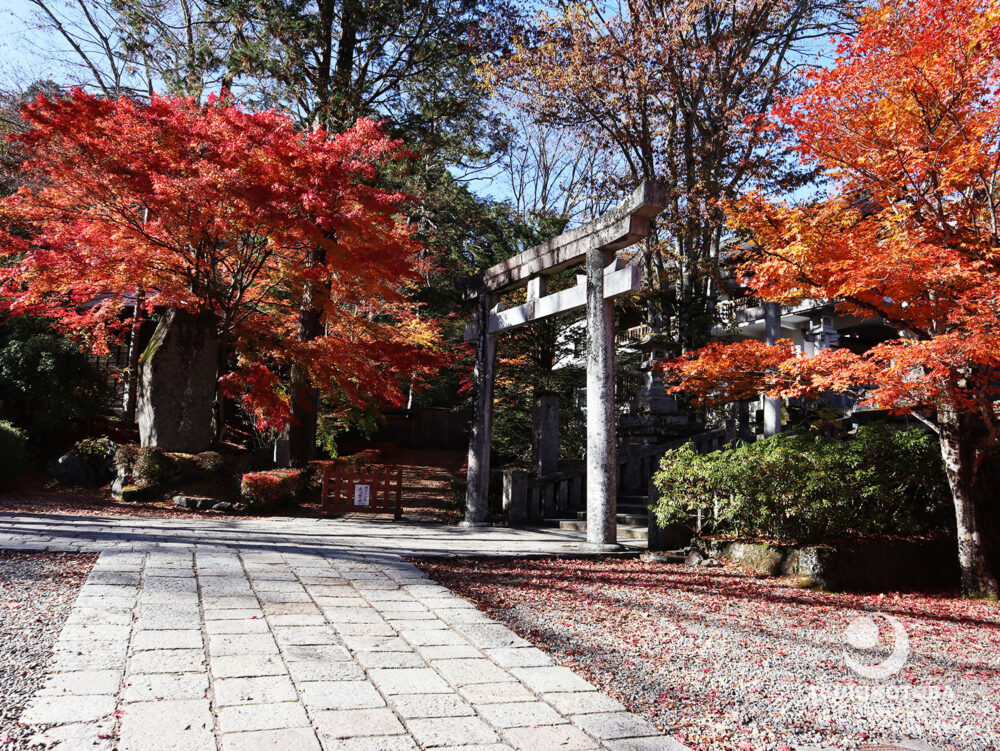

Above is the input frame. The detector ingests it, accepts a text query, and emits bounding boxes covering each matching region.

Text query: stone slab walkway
[1,513,688,751]
[0,512,629,557]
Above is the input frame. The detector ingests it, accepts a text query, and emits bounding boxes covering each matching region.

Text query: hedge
[240,469,305,510]
[652,424,951,544]
[0,421,27,486]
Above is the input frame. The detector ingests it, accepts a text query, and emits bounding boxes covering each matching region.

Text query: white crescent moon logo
[843,612,910,680]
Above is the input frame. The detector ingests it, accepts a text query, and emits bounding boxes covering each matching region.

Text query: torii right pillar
[585,243,619,549]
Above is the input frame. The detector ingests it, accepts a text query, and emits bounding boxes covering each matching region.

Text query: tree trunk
[215,328,230,442]
[123,288,145,424]
[287,248,326,466]
[287,361,318,466]
[314,0,335,127]
[938,406,1000,597]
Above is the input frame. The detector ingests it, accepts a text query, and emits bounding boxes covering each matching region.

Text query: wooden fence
[501,429,727,526]
[321,465,404,519]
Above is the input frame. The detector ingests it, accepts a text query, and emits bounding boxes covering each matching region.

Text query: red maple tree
[0,91,443,437]
[662,0,1000,596]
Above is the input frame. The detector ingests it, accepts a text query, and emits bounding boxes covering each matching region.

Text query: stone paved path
[2,513,686,751]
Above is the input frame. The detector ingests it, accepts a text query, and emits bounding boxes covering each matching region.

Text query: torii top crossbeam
[475,181,667,294]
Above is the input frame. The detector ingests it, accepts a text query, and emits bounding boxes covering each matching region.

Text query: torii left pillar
[463,292,497,526]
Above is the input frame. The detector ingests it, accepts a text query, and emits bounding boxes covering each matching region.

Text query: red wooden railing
[321,465,403,519]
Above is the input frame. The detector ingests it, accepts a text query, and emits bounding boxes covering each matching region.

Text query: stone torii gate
[462,181,666,548]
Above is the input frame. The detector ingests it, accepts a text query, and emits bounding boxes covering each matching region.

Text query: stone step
[618,494,650,504]
[640,550,687,564]
[575,511,649,526]
[557,519,649,540]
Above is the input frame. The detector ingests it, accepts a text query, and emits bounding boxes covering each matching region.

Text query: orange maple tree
[0,91,443,437]
[661,0,1000,596]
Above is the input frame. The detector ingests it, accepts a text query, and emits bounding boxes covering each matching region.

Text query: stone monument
[137,308,220,453]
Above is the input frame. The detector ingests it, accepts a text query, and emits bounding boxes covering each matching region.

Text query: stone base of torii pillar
[460,182,667,547]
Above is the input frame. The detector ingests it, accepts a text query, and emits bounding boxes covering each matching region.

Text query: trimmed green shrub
[343,449,381,470]
[72,437,116,465]
[653,424,950,544]
[134,447,175,486]
[0,420,28,485]
[240,469,304,511]
[114,444,139,477]
[115,444,176,487]
[195,451,224,473]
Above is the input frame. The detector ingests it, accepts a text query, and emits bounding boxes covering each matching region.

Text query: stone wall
[709,538,960,592]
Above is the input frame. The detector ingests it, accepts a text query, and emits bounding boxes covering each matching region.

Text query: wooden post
[737,399,752,442]
[321,468,330,517]
[532,393,559,477]
[764,301,782,437]
[585,246,619,549]
[463,293,497,526]
[393,467,403,520]
[502,468,528,526]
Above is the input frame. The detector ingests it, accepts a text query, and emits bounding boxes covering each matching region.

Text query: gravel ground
[0,481,240,520]
[0,551,97,750]
[416,556,1000,751]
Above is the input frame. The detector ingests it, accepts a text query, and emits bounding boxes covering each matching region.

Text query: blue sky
[1,0,60,89]
[0,0,513,202]
[0,0,841,209]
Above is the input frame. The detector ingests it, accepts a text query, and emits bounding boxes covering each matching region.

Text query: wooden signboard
[321,465,404,519]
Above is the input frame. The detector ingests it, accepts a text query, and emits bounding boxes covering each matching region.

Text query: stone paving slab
[3,513,690,750]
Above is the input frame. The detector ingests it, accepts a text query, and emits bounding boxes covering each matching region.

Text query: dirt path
[0,449,468,525]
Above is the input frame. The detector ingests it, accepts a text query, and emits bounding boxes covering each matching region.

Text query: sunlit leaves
[665,0,1000,418]
[0,90,445,429]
